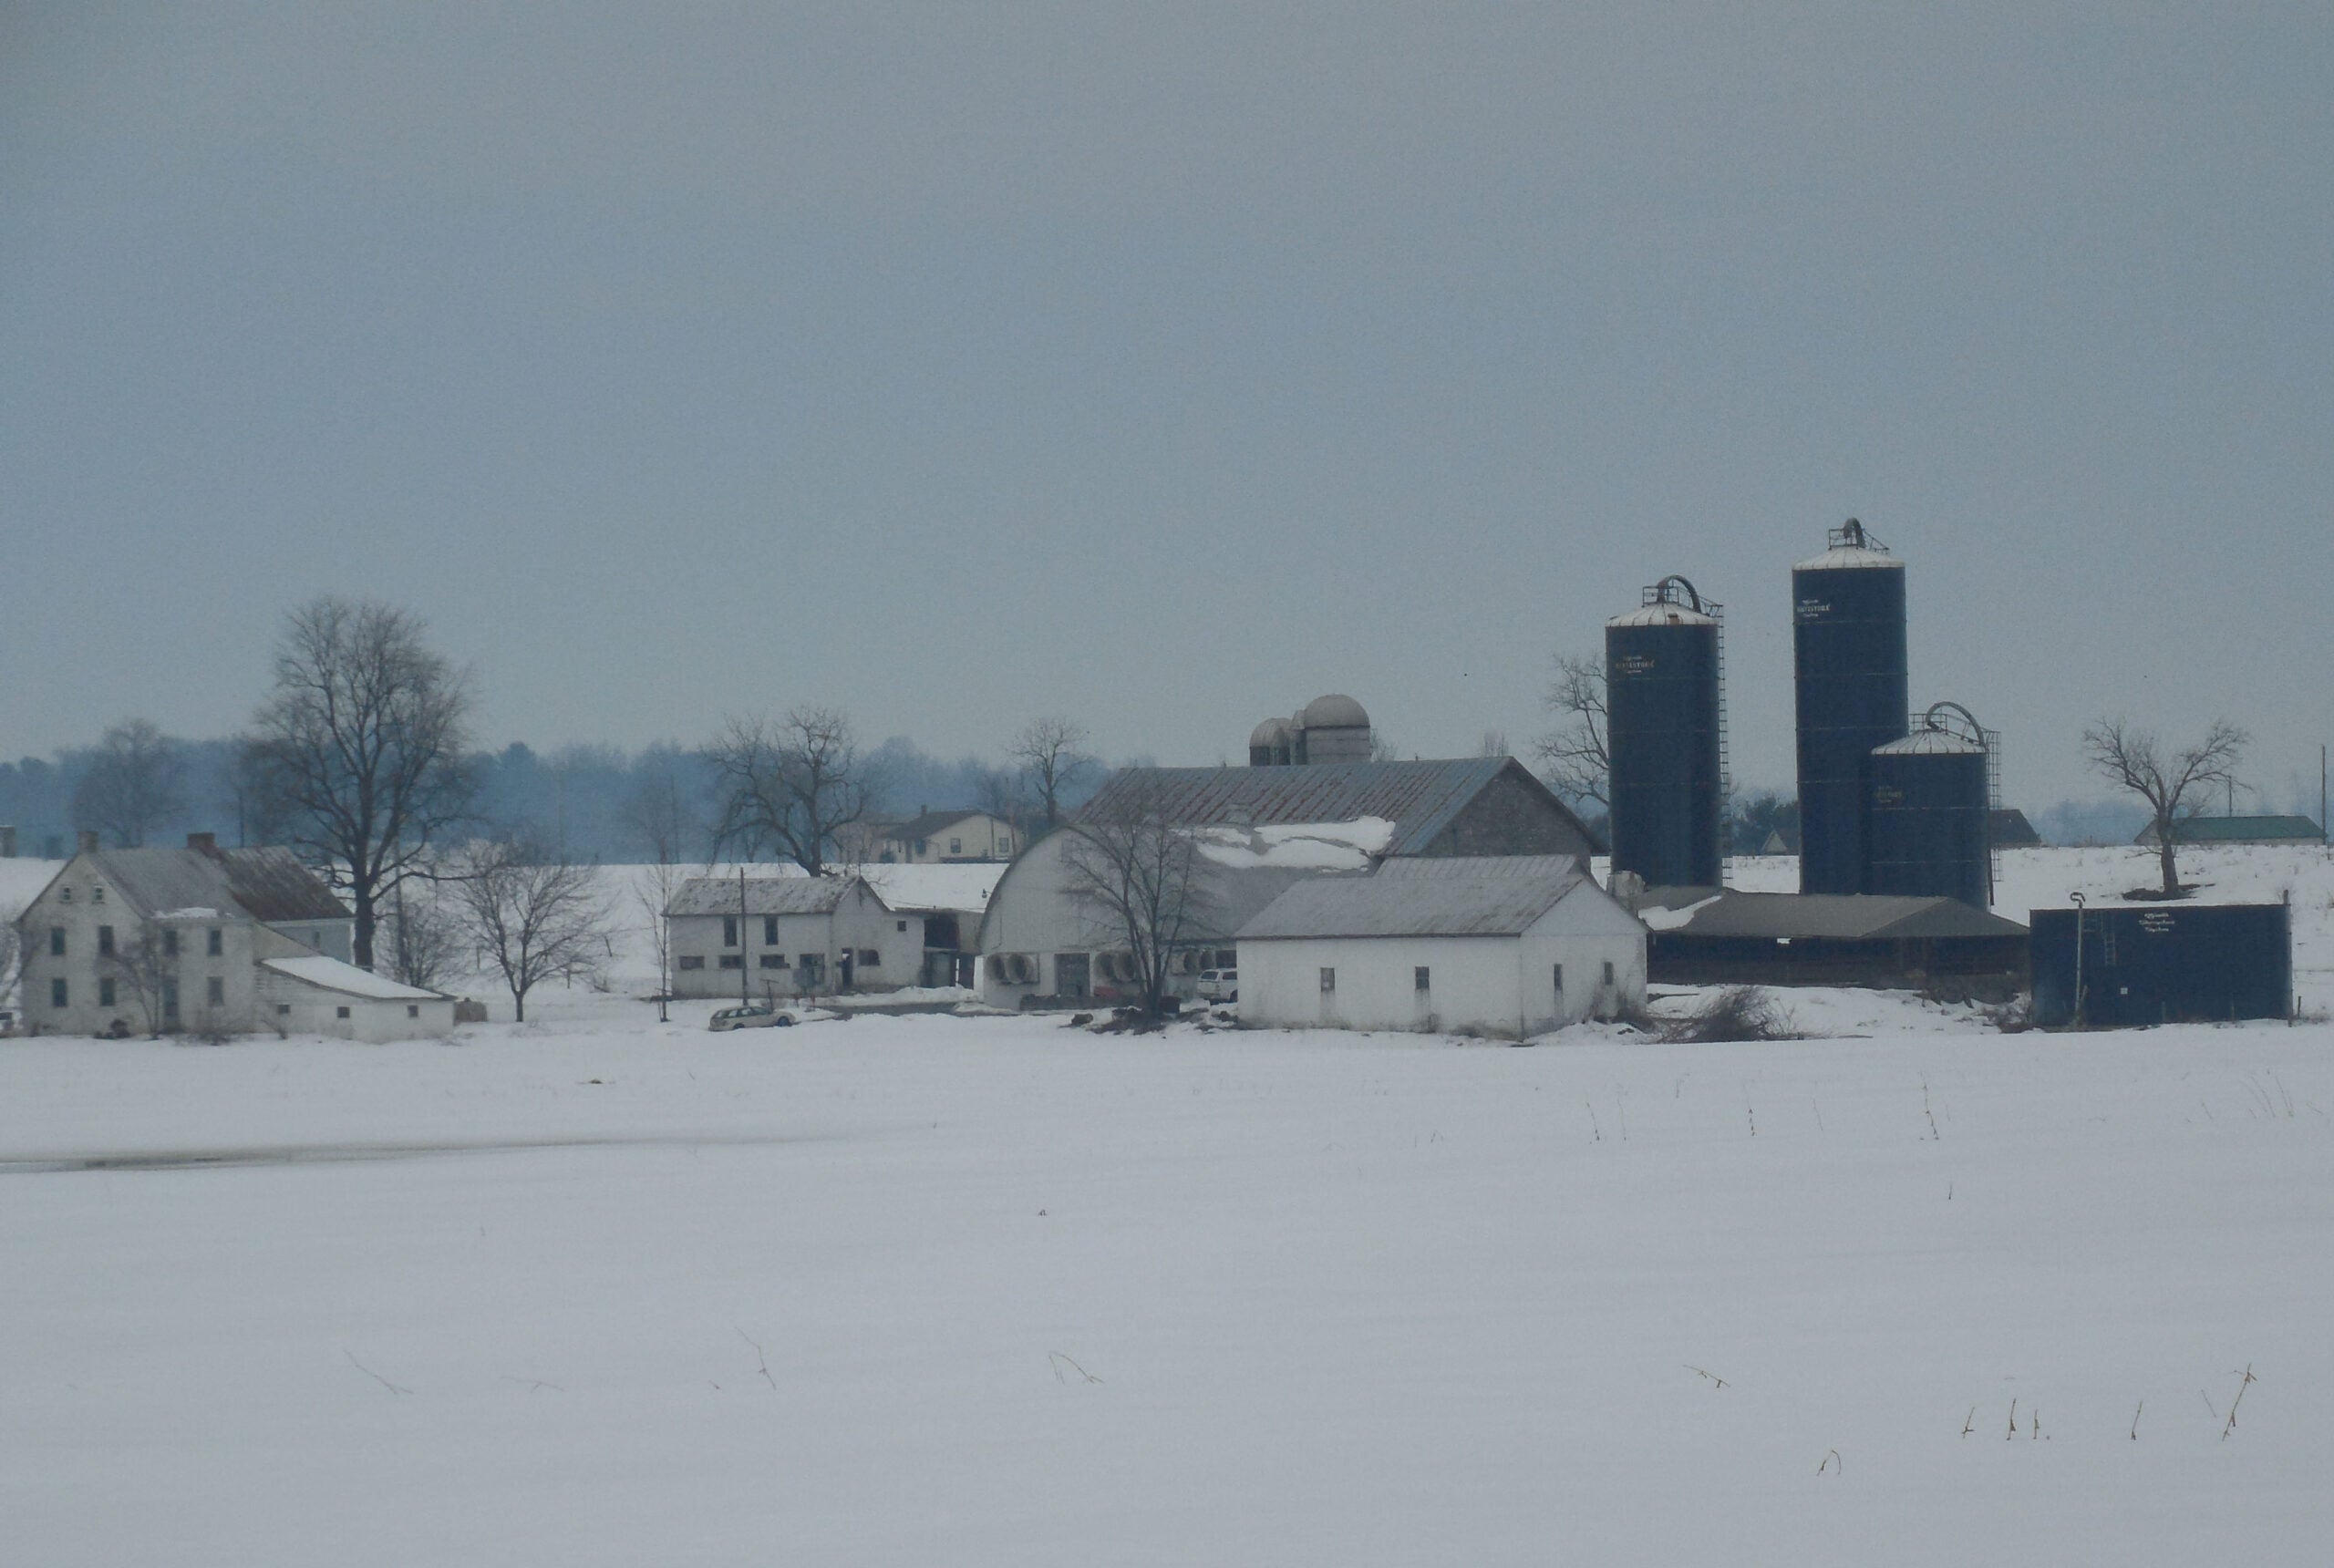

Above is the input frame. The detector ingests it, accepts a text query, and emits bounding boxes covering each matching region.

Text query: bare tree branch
[707,707,877,876]
[1533,653,1609,810]
[2082,717,2248,896]
[72,718,187,848]
[242,598,478,970]
[1058,779,1216,1020]
[1007,717,1095,833]
[449,834,610,1023]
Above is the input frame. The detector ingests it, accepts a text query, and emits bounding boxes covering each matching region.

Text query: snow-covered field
[5,845,2332,1564]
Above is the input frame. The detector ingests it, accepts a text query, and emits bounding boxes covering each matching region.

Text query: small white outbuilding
[1235,857,1647,1037]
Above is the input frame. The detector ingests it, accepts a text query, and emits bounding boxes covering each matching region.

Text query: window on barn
[798,954,825,985]
[1602,961,1615,987]
[407,1005,419,1018]
[1414,966,1430,992]
[1552,964,1565,995]
[677,955,705,970]
[206,928,222,957]
[1319,967,1336,993]
[51,978,67,1007]
[949,838,962,855]
[723,916,738,947]
[207,977,224,1006]
[277,1003,290,1016]
[98,925,115,957]
[336,1006,350,1019]
[895,921,907,933]
[763,916,779,945]
[858,948,879,966]
[718,955,743,970]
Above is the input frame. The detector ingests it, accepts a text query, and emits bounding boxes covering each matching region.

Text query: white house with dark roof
[1234,857,1647,1037]
[13,831,455,1039]
[663,874,925,999]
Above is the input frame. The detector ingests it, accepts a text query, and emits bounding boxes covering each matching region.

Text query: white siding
[16,861,257,1037]
[666,885,925,999]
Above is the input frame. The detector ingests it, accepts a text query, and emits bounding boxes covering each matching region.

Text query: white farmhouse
[664,874,926,999]
[1235,857,1647,1037]
[14,832,456,1040]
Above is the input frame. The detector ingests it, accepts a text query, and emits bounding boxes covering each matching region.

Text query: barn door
[1055,953,1090,999]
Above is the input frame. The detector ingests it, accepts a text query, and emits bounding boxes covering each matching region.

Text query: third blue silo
[1866,704,1995,909]
[1792,521,1908,894]
[1606,576,1724,888]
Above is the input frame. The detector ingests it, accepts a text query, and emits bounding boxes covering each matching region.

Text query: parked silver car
[708,1003,794,1032]
[1195,968,1237,1003]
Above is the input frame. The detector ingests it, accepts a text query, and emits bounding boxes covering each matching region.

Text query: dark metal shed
[2029,902,2293,1026]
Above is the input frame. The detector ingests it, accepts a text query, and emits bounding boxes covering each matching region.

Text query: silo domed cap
[1249,717,1292,748]
[1299,694,1370,729]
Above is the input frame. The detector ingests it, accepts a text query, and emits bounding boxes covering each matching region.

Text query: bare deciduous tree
[243,598,478,970]
[451,835,610,1023]
[622,772,697,1021]
[2082,717,2248,897]
[707,707,877,876]
[1533,653,1609,810]
[382,877,465,993]
[72,718,187,848]
[1007,717,1095,832]
[0,922,31,1026]
[1059,779,1217,1020]
[102,923,180,1037]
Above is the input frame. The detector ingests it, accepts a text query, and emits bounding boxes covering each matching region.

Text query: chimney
[0,826,15,858]
[77,829,100,854]
[187,831,221,856]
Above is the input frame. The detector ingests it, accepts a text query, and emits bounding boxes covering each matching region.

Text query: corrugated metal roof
[1606,603,1717,628]
[1238,859,1593,940]
[1793,546,1903,572]
[215,846,351,922]
[1637,889,2026,940]
[1079,758,1537,858]
[2140,814,2323,845]
[666,875,867,917]
[1872,729,1986,757]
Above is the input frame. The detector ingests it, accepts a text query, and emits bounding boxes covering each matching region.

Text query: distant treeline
[0,734,1107,863]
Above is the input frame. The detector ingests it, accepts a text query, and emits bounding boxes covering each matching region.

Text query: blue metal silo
[1792,521,1908,893]
[1867,703,1997,908]
[1606,576,1725,889]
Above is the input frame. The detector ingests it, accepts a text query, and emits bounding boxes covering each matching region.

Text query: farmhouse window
[949,838,962,854]
[763,916,779,945]
[52,978,68,1007]
[49,926,65,956]
[163,929,180,957]
[858,948,879,966]
[278,1004,291,1015]
[98,925,115,957]
[407,1005,419,1017]
[206,977,225,1006]
[1602,961,1616,986]
[718,954,743,970]
[1414,966,1430,992]
[206,928,222,957]
[759,954,787,968]
[92,886,104,903]
[336,1006,350,1019]
[895,921,907,933]
[1319,967,1336,994]
[723,916,738,947]
[676,955,705,970]
[163,982,178,1019]
[1552,964,1564,994]
[100,978,117,1007]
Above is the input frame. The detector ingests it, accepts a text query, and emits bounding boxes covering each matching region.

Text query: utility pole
[738,865,750,1007]
[2069,892,2088,1029]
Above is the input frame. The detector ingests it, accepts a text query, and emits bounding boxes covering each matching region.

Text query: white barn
[664,874,925,999]
[1235,857,1647,1037]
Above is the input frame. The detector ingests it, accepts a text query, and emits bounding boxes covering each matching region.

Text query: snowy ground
[5,847,2331,1563]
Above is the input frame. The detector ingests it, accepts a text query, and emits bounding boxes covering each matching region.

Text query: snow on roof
[666,876,862,917]
[1793,545,1904,572]
[262,954,445,1001]
[0,859,67,923]
[852,861,1007,913]
[1191,817,1394,872]
[1635,890,2026,941]
[153,907,222,920]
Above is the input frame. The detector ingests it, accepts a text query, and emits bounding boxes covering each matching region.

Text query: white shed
[1235,857,1647,1037]
[257,951,458,1042]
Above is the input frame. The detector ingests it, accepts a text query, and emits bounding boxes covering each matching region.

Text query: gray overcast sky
[5,3,2330,809]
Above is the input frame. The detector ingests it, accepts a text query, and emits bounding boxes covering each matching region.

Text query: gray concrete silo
[1249,718,1294,767]
[1606,576,1724,889]
[1296,694,1373,765]
[1792,521,1909,893]
[1867,703,1996,909]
